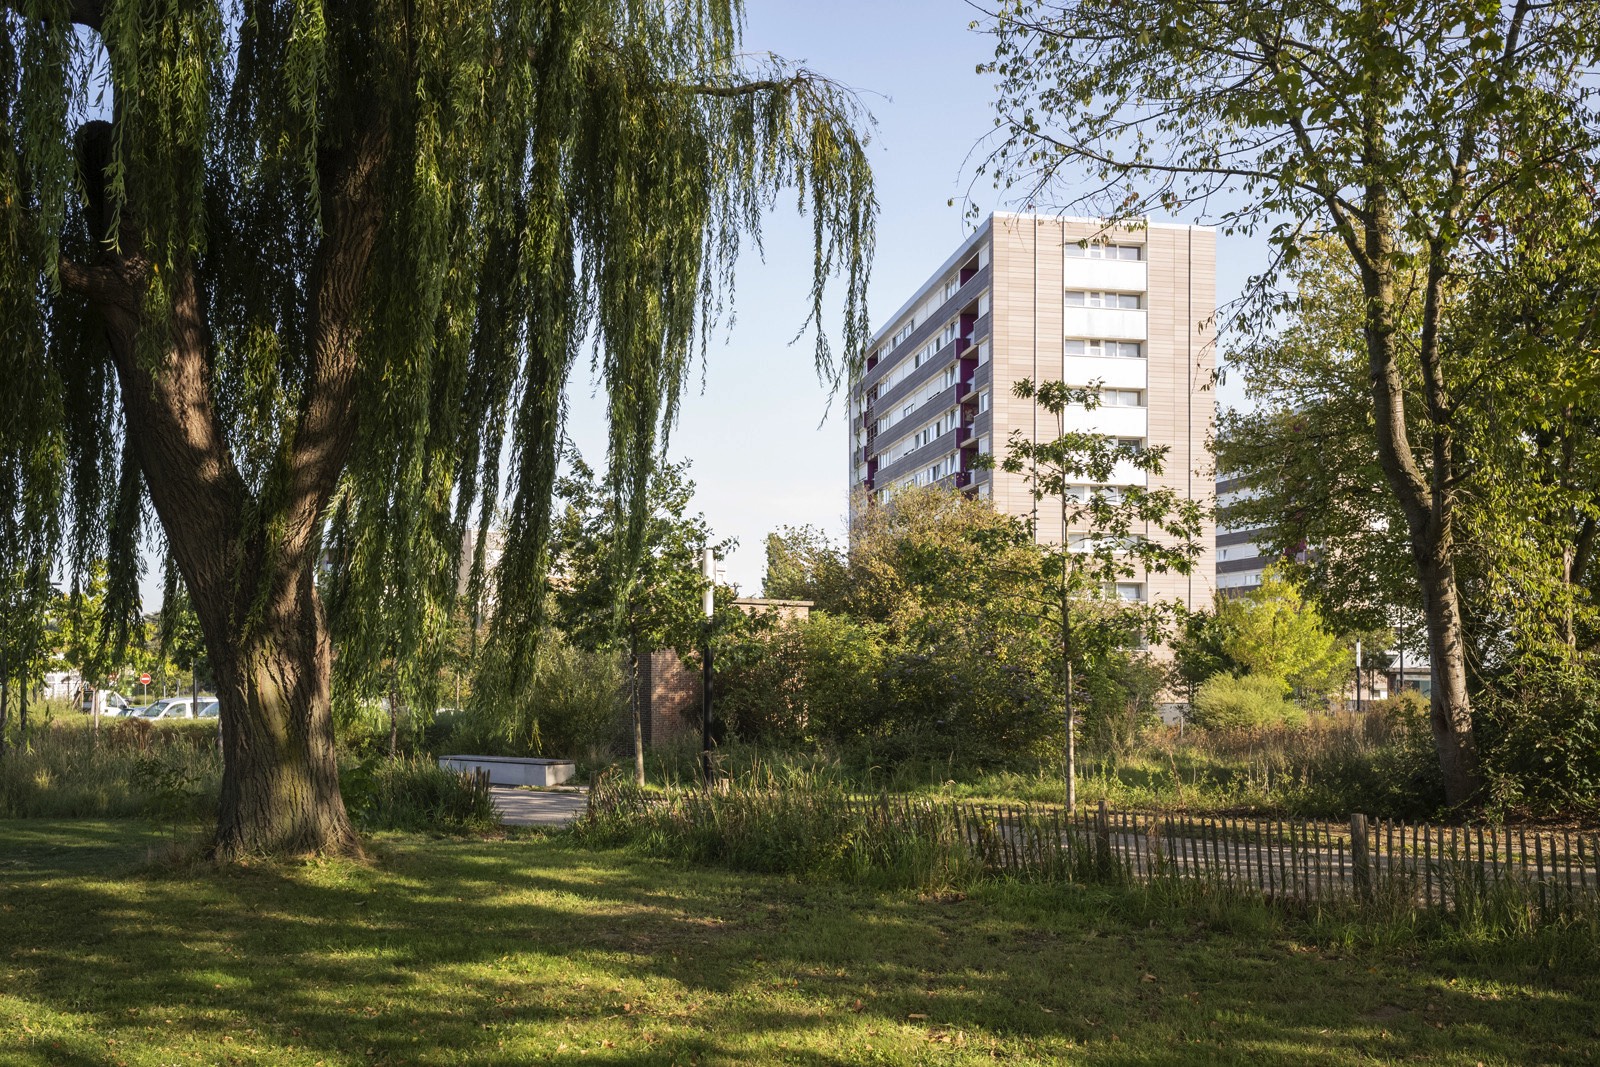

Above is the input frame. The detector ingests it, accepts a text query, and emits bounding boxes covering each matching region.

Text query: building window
[1066,339,1143,359]
[978,388,991,413]
[889,319,916,350]
[1101,389,1144,407]
[1066,242,1143,261]
[1066,485,1126,505]
[1065,291,1142,309]
[1113,582,1145,602]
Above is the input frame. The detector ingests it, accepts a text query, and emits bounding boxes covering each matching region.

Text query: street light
[1355,638,1363,714]
[701,547,716,789]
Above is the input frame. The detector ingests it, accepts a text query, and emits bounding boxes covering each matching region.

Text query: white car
[81,689,134,716]
[196,700,220,719]
[141,697,199,720]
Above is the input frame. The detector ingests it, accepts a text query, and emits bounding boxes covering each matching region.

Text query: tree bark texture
[211,560,358,862]
[59,109,386,858]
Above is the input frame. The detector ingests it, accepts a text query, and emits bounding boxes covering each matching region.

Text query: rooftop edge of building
[863,212,1216,353]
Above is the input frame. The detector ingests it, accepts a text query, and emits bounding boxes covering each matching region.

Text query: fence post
[1095,800,1112,876]
[1350,813,1372,903]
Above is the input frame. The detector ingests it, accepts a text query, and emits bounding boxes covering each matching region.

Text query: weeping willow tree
[0,0,874,859]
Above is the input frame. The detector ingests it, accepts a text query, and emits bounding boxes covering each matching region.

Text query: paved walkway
[490,786,589,827]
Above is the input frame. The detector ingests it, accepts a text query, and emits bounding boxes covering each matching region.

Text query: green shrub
[342,756,497,832]
[446,631,625,758]
[1190,673,1306,730]
[1480,666,1600,820]
[873,637,1058,765]
[1080,652,1166,759]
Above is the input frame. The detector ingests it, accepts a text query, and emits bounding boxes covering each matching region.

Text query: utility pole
[700,547,716,790]
[1354,639,1363,714]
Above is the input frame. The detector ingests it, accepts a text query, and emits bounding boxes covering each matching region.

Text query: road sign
[139,672,152,686]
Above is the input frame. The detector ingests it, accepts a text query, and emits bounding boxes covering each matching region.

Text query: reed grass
[578,769,1600,955]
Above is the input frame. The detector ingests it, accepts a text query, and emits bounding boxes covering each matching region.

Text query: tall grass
[576,768,988,890]
[342,756,498,832]
[618,709,1444,820]
[0,718,497,834]
[578,770,1600,959]
[0,719,223,820]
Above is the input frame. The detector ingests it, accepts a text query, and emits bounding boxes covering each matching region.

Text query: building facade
[848,212,1217,614]
[1214,474,1271,595]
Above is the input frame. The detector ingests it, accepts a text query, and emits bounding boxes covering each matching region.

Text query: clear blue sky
[565,1,1260,592]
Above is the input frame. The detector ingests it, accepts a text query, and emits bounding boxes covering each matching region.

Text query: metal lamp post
[701,547,716,789]
[1354,639,1363,714]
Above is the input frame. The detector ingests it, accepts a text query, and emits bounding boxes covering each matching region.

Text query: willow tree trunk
[61,111,381,858]
[210,560,359,861]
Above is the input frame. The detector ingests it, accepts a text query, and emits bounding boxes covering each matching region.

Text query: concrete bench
[438,755,576,787]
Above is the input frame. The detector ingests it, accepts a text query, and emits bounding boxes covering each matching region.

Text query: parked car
[196,700,220,719]
[80,689,133,716]
[141,697,199,720]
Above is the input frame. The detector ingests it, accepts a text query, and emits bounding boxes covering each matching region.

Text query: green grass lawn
[2,822,1597,1065]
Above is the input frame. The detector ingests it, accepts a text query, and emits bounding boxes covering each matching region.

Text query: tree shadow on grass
[2,822,1598,1065]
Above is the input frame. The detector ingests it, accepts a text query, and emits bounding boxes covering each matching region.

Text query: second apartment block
[849,212,1217,612]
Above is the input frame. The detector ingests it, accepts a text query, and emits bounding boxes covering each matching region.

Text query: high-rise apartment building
[848,212,1217,613]
[1215,474,1271,595]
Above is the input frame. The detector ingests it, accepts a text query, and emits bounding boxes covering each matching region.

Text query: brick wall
[639,649,701,746]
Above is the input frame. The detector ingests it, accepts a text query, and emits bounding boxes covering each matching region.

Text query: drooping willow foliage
[0,0,875,710]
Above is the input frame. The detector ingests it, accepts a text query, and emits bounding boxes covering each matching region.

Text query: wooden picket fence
[593,780,1600,918]
[854,796,1600,915]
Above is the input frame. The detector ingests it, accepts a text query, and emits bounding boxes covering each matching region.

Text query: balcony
[959,353,980,388]
[955,426,975,448]
[1063,257,1146,292]
[953,470,972,488]
[1063,306,1147,341]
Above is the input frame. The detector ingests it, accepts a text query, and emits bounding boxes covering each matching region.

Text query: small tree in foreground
[553,455,730,785]
[987,379,1204,808]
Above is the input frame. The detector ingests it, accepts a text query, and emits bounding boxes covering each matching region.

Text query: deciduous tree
[552,454,731,784]
[988,379,1205,808]
[983,0,1600,805]
[0,0,875,857]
